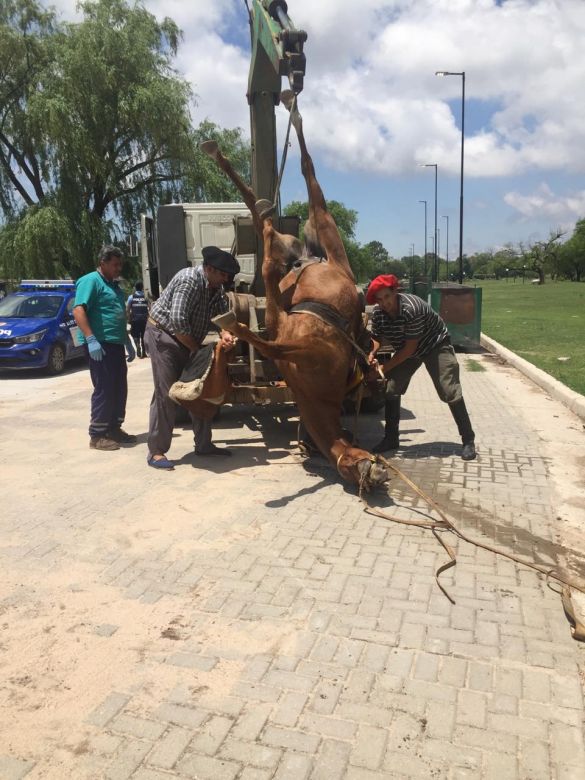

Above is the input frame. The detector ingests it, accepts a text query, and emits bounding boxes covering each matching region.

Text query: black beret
[202,246,240,275]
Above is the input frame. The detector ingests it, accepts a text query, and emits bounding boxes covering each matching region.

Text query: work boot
[449,398,477,461]
[90,436,119,451]
[107,427,137,444]
[372,396,401,453]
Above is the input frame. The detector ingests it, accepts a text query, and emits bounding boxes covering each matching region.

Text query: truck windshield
[0,294,64,318]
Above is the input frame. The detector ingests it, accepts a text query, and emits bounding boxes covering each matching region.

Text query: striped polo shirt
[371,293,448,358]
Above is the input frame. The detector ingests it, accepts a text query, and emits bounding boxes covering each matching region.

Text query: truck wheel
[47,343,66,375]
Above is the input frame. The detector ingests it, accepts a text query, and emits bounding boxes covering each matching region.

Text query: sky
[48,0,585,260]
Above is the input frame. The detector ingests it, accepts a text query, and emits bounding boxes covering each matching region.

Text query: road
[0,352,584,779]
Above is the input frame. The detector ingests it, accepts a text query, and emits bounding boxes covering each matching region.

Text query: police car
[0,280,86,374]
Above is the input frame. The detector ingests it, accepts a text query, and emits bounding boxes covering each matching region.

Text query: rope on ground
[359,456,585,639]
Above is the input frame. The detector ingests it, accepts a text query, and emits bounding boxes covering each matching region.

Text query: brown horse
[201,94,389,489]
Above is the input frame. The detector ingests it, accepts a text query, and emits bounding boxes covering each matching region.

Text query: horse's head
[337,447,391,491]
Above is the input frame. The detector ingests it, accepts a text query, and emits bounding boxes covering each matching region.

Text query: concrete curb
[480,332,585,422]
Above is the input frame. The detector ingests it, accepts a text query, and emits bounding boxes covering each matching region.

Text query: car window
[66,297,76,314]
[0,294,64,318]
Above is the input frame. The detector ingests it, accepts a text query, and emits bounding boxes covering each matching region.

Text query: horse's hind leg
[280,91,354,280]
[200,141,264,237]
[262,220,288,337]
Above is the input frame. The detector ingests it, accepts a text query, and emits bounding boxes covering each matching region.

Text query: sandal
[147,455,175,470]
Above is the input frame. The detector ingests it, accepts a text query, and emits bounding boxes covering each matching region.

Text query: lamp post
[410,242,415,286]
[442,215,449,282]
[435,70,465,284]
[418,200,428,276]
[421,163,438,283]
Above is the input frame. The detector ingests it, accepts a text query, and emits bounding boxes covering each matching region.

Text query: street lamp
[418,200,428,276]
[420,163,438,283]
[442,215,449,282]
[435,70,465,285]
[410,242,415,287]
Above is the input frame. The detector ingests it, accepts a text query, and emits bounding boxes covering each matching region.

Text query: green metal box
[430,284,482,349]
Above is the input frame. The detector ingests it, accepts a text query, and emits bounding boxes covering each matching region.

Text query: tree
[0,0,57,217]
[491,245,519,279]
[283,197,372,277]
[185,121,251,205]
[518,230,564,285]
[556,218,585,281]
[284,199,358,240]
[0,0,250,281]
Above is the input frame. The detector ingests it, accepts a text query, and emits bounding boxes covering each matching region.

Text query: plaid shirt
[150,266,228,343]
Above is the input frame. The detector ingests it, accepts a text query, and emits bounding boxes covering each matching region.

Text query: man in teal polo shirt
[73,245,137,451]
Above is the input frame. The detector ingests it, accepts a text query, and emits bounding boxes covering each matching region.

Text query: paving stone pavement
[0,352,584,780]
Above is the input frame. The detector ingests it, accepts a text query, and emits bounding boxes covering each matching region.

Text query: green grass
[468,279,585,396]
[464,358,486,372]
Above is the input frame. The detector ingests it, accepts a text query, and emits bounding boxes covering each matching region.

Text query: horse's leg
[200,141,264,237]
[280,91,355,282]
[261,219,288,337]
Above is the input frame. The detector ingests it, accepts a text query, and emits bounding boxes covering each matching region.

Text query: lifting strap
[359,456,585,642]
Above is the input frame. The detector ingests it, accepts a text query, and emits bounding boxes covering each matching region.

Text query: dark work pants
[87,343,128,438]
[130,320,147,355]
[145,324,212,457]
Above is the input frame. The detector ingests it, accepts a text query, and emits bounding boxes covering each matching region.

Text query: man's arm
[173,332,201,352]
[73,304,93,338]
[382,338,419,375]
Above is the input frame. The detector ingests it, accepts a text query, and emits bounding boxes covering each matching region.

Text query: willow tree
[0,0,250,280]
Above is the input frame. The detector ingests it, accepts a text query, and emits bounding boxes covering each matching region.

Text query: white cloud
[41,0,585,250]
[46,1,585,179]
[504,183,585,223]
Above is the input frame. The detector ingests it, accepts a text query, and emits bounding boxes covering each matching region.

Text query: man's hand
[220,330,236,352]
[86,334,105,362]
[367,356,386,381]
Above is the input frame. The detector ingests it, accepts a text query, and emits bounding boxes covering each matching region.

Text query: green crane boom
[247,0,307,293]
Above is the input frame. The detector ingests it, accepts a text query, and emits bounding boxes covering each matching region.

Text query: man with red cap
[367,274,476,460]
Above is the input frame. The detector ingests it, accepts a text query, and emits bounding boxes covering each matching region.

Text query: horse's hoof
[211,310,237,330]
[200,140,219,158]
[255,199,275,220]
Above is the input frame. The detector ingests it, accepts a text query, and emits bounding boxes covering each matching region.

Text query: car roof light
[19,279,75,291]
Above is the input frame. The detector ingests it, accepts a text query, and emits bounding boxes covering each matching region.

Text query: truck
[140,0,382,409]
[140,0,309,405]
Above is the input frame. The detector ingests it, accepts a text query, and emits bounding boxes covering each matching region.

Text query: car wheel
[47,343,66,375]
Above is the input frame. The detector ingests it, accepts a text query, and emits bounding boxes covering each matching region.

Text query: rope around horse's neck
[359,455,585,607]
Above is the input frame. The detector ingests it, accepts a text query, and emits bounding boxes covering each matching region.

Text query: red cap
[366,274,401,305]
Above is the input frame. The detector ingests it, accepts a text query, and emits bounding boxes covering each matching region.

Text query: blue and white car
[0,280,86,374]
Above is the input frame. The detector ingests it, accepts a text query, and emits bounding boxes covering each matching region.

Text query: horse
[201,93,389,490]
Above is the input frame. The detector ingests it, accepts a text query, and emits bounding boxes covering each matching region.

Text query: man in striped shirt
[145,246,239,470]
[367,274,476,460]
